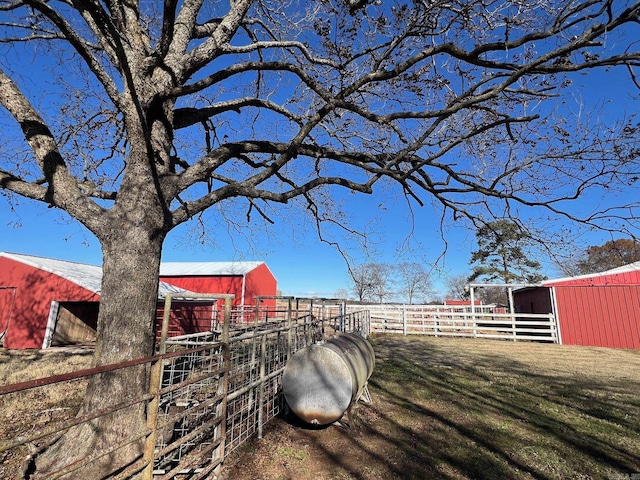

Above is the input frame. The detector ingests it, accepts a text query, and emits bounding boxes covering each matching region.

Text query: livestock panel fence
[0,295,370,479]
[356,303,558,342]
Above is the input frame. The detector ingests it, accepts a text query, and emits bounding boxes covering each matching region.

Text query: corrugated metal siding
[244,263,278,308]
[555,285,640,349]
[0,257,100,349]
[158,276,243,303]
[0,252,104,293]
[155,301,217,338]
[160,263,277,308]
[0,255,199,349]
[547,268,640,287]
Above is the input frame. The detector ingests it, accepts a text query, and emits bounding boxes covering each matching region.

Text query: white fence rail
[358,304,558,342]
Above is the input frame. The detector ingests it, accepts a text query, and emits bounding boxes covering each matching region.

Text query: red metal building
[514,262,640,349]
[0,253,278,349]
[0,252,193,349]
[159,261,278,309]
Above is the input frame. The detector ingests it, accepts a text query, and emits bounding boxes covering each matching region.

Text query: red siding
[554,285,640,349]
[244,263,277,309]
[444,299,482,306]
[159,275,243,303]
[514,282,640,349]
[0,257,99,349]
[548,269,640,287]
[0,256,275,350]
[159,263,277,308]
[155,301,217,338]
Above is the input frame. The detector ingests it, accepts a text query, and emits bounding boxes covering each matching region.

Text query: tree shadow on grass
[367,335,640,478]
[224,334,640,480]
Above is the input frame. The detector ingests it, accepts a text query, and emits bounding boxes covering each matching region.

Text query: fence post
[550,287,562,345]
[287,297,293,358]
[159,294,173,353]
[403,304,407,336]
[214,296,233,470]
[141,356,163,480]
[141,293,173,478]
[307,299,314,346]
[258,333,266,439]
[365,310,371,337]
[470,288,477,338]
[508,287,516,341]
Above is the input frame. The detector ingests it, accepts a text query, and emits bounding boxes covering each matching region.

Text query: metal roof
[159,261,265,276]
[542,261,640,286]
[0,252,193,297]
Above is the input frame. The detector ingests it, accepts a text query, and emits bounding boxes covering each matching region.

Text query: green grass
[3,336,640,480]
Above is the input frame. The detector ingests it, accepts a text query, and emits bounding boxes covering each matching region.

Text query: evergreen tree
[469,220,547,285]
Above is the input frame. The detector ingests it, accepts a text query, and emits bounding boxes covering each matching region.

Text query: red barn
[159,261,277,310]
[0,253,278,349]
[514,262,640,349]
[0,252,192,349]
[443,299,483,306]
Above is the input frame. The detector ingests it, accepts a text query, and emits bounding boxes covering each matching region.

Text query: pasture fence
[0,295,370,479]
[1,297,557,479]
[357,303,558,342]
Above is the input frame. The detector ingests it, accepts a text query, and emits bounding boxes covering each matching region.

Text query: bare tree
[347,262,394,302]
[397,262,433,304]
[333,288,351,300]
[445,273,471,301]
[348,263,377,302]
[368,262,396,303]
[1,0,639,476]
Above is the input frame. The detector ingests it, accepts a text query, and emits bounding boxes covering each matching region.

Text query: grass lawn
[224,334,640,480]
[2,335,639,479]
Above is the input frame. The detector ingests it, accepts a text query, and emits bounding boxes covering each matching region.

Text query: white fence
[358,304,558,342]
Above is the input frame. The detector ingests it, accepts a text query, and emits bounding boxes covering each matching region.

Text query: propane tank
[282,332,375,425]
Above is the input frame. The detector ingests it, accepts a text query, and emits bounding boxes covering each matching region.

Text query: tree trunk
[31,234,165,479]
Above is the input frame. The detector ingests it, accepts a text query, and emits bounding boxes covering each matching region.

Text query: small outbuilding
[514,262,640,349]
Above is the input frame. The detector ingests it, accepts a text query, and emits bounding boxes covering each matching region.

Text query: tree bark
[31,233,165,479]
[27,53,175,478]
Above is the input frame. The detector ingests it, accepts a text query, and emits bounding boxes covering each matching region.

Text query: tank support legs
[359,384,372,404]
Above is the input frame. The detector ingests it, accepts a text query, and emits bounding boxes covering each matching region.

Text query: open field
[223,335,640,480]
[1,336,639,479]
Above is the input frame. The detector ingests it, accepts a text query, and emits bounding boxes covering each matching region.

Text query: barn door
[51,302,100,346]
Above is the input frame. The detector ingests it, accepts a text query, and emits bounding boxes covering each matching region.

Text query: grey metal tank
[282,332,375,425]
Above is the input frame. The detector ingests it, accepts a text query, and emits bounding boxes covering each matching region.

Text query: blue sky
[4,84,636,301]
[1,65,637,299]
[0,183,476,298]
[0,172,621,299]
[1,7,638,300]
